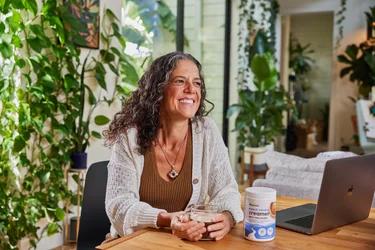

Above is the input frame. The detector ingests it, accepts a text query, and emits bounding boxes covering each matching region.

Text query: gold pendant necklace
[156,132,187,179]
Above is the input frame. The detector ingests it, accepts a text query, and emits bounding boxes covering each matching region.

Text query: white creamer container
[244,187,276,242]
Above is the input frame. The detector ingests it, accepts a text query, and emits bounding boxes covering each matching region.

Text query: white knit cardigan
[105,117,244,236]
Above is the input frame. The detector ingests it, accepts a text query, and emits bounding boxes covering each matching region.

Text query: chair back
[77,161,110,250]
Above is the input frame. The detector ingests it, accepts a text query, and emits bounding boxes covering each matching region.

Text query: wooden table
[96,196,375,250]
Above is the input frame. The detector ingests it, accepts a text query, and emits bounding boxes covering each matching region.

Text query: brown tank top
[139,126,193,213]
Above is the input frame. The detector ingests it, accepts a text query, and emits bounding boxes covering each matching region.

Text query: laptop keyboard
[285,214,315,229]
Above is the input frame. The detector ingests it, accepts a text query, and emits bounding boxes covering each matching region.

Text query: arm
[202,119,243,240]
[105,133,166,236]
[206,120,243,224]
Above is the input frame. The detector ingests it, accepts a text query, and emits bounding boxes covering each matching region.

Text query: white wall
[85,0,122,168]
[277,0,374,150]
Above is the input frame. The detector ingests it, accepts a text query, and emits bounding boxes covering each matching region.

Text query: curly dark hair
[103,51,213,154]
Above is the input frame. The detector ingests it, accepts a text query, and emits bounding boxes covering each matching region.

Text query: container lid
[245,187,276,198]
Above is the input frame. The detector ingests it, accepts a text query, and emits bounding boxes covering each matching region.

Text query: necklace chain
[156,132,187,178]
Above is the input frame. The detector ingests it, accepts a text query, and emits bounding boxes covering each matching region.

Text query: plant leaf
[55,208,64,221]
[47,222,59,236]
[91,131,101,139]
[251,54,270,82]
[0,42,12,59]
[21,0,38,15]
[94,115,110,125]
[85,85,96,105]
[13,135,26,152]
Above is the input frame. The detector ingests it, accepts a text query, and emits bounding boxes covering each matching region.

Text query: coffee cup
[190,204,219,240]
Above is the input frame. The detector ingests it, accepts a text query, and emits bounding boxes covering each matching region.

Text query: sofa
[253,151,375,208]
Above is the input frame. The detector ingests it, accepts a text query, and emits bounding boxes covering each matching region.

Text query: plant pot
[244,147,268,171]
[70,152,87,169]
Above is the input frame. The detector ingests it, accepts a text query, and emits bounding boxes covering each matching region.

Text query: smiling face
[160,60,202,121]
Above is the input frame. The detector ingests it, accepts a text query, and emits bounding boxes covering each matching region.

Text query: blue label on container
[244,222,275,240]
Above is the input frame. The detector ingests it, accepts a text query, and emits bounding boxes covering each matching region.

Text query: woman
[104,51,243,242]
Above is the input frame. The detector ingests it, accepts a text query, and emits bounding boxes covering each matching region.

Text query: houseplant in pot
[68,8,135,169]
[337,40,375,101]
[337,6,375,145]
[228,52,295,171]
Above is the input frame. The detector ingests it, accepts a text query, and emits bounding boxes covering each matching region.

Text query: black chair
[76,161,111,250]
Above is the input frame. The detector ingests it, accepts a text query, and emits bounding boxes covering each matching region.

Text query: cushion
[265,151,329,173]
[265,167,323,186]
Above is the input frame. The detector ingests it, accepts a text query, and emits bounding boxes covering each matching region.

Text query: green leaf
[94,115,110,125]
[123,58,139,85]
[95,71,107,90]
[13,135,26,152]
[42,0,55,15]
[100,50,115,63]
[226,105,242,118]
[72,174,79,184]
[91,131,101,139]
[108,63,119,76]
[28,55,41,72]
[29,239,37,249]
[45,132,54,144]
[41,74,56,92]
[0,42,12,59]
[55,207,64,221]
[16,58,26,68]
[26,37,43,53]
[340,67,352,78]
[39,171,50,184]
[11,0,24,9]
[0,22,5,33]
[337,55,351,64]
[262,71,278,91]
[64,74,79,91]
[105,8,118,21]
[29,24,47,40]
[85,85,96,105]
[51,46,67,60]
[11,35,22,48]
[6,11,22,32]
[345,44,359,60]
[251,54,270,83]
[47,222,59,236]
[21,0,38,15]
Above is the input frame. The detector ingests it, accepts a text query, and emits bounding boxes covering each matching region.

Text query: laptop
[276,154,375,235]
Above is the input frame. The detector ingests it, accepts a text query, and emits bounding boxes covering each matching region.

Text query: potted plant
[337,41,375,100]
[227,52,295,170]
[337,6,375,145]
[289,34,315,118]
[67,8,134,170]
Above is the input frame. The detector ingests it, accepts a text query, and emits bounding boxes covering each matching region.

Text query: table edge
[95,229,150,250]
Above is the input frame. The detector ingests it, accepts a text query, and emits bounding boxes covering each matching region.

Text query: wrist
[157,212,171,228]
[223,211,235,228]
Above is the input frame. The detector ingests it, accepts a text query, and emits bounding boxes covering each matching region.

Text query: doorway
[281,12,334,158]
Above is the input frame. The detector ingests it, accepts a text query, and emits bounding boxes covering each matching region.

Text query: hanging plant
[238,0,279,90]
[230,0,296,149]
[335,0,347,49]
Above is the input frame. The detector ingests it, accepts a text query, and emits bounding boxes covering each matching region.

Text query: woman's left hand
[206,212,234,241]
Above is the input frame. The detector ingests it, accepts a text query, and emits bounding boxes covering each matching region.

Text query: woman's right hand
[170,214,207,241]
